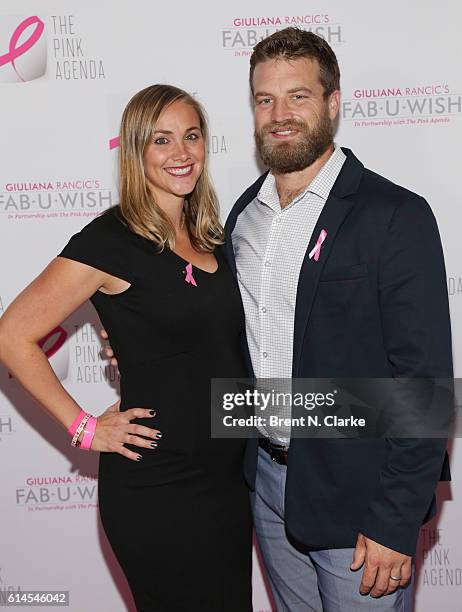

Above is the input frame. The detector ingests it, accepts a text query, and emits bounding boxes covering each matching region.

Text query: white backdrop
[0,1,461,610]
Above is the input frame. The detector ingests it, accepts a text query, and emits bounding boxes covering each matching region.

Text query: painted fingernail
[136,455,142,461]
[149,410,156,416]
[155,433,162,439]
[150,441,158,448]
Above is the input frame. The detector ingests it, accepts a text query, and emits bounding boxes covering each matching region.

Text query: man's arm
[352,193,452,596]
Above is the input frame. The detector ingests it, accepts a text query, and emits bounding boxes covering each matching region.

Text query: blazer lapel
[223,230,237,276]
[292,148,364,376]
[223,175,269,380]
[223,171,269,278]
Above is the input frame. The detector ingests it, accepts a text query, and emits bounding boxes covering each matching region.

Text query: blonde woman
[0,85,252,611]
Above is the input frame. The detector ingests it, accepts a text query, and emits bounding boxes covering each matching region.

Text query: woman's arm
[0,257,159,460]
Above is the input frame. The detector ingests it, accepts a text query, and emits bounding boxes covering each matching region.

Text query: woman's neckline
[110,206,220,274]
[167,248,219,275]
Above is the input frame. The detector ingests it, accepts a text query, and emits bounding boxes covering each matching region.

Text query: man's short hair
[249,27,340,98]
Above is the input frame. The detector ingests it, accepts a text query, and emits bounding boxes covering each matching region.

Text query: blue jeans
[251,447,414,612]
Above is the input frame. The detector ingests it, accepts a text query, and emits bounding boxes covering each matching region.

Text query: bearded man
[224,27,452,612]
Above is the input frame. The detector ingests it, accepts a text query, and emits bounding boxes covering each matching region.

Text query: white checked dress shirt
[232,146,346,443]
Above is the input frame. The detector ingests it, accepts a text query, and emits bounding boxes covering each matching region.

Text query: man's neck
[273,144,335,209]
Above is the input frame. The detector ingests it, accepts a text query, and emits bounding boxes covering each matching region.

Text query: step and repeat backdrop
[0,1,461,610]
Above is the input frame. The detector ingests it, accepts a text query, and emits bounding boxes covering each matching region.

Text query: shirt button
[264,260,270,267]
[261,306,267,313]
[262,352,268,358]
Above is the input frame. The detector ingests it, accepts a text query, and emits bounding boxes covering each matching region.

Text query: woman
[0,85,252,611]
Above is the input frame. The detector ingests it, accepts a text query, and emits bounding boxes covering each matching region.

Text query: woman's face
[143,100,205,203]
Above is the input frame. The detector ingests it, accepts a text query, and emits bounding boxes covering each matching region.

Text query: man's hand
[100,328,118,367]
[350,533,412,597]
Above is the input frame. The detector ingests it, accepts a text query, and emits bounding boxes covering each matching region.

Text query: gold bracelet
[71,413,91,447]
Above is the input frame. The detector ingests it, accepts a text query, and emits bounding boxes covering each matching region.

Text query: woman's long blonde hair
[118,84,223,252]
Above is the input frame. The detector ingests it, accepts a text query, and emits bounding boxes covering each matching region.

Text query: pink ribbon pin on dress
[309,229,328,262]
[184,263,197,286]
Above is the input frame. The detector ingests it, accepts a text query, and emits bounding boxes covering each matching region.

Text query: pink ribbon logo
[109,136,120,150]
[309,229,327,262]
[185,263,197,287]
[38,326,68,359]
[0,16,45,82]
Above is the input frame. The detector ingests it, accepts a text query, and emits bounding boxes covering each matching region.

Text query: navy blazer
[223,148,452,557]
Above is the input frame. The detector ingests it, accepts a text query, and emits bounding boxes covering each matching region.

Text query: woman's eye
[186,133,201,141]
[154,137,169,145]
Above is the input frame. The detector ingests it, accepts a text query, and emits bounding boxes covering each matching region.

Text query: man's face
[252,57,339,173]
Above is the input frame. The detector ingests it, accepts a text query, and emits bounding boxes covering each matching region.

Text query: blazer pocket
[320,263,368,282]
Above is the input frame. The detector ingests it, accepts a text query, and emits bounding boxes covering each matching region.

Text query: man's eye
[257,98,272,105]
[293,94,308,100]
[154,137,169,145]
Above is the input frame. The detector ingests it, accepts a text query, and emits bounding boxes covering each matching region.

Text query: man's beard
[254,110,334,174]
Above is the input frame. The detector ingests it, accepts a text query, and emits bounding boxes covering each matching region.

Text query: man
[223,27,452,611]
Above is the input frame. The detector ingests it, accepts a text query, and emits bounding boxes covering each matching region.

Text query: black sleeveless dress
[59,207,252,612]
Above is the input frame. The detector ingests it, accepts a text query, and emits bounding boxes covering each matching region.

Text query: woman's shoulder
[76,205,127,239]
[58,205,133,281]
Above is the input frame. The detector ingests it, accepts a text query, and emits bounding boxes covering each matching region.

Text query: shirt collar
[257,145,346,212]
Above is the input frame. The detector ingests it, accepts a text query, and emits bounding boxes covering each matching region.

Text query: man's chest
[232,197,325,297]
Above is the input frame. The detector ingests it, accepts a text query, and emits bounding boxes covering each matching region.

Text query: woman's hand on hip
[92,400,161,461]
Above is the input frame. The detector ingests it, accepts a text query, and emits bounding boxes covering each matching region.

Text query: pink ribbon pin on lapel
[185,263,197,286]
[309,229,328,262]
